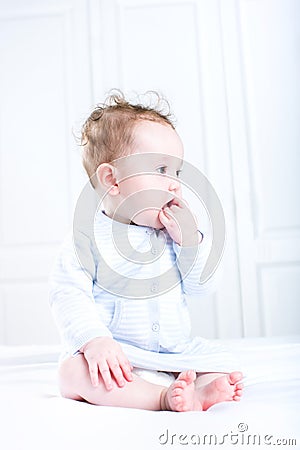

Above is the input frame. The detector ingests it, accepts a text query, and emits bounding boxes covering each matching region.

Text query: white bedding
[1,336,299,450]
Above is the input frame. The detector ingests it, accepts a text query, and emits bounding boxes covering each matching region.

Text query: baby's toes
[173,395,184,410]
[228,371,243,385]
[174,394,191,412]
[233,383,243,401]
[172,387,185,397]
[177,370,196,384]
[174,380,187,390]
[186,370,197,383]
[235,388,243,397]
[235,383,243,397]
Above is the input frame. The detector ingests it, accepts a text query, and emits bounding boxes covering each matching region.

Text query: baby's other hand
[80,336,133,390]
[159,198,200,246]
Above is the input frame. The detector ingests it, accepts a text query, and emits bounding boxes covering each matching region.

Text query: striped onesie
[49,209,239,373]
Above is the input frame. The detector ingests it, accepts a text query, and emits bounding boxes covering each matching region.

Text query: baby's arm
[49,231,133,389]
[159,199,220,296]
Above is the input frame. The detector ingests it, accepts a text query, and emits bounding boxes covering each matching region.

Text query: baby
[49,92,243,411]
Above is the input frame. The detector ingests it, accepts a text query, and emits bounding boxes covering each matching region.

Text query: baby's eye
[156,166,167,174]
[176,169,182,178]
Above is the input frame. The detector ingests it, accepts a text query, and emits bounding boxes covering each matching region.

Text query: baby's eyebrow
[158,154,183,166]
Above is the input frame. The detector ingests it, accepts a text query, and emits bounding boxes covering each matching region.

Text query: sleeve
[173,232,223,297]
[49,230,112,355]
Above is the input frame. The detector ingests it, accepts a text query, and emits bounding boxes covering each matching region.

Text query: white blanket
[1,336,299,450]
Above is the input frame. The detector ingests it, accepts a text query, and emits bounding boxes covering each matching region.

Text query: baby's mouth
[163,198,176,209]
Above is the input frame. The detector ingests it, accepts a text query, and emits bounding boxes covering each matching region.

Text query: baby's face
[112,121,184,228]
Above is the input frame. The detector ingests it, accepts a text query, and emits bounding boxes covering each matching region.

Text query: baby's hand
[159,198,200,246]
[80,336,133,390]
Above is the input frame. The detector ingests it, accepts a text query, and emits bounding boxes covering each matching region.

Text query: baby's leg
[59,356,243,411]
[59,354,167,410]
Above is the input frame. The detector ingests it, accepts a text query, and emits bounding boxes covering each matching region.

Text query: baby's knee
[58,353,87,400]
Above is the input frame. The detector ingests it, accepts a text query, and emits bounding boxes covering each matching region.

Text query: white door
[221,0,300,336]
[0,0,91,344]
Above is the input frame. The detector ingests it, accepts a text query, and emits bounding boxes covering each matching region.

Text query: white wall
[0,0,299,344]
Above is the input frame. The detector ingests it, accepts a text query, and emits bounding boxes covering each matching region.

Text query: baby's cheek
[133,209,163,229]
[176,187,183,198]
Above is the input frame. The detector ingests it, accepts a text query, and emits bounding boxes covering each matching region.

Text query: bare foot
[161,370,243,412]
[162,370,198,412]
[197,371,244,411]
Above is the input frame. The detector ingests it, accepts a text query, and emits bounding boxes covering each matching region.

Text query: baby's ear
[96,163,119,195]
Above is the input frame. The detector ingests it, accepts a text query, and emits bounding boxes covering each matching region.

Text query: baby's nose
[169,178,180,192]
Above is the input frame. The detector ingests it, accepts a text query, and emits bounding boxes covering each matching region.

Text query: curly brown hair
[81,90,175,182]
